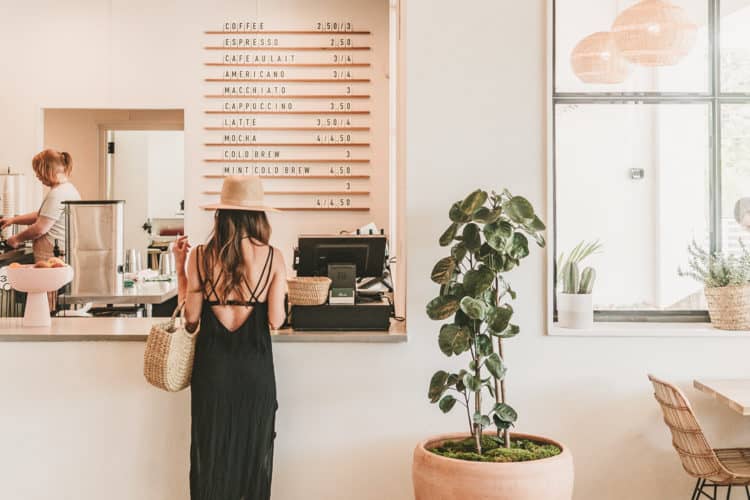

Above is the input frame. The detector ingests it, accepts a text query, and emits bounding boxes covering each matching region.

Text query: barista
[0,149,81,261]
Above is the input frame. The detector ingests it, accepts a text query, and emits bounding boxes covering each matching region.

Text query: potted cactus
[556,241,601,329]
[413,188,574,500]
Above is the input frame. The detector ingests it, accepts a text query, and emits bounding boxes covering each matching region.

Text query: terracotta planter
[413,432,574,500]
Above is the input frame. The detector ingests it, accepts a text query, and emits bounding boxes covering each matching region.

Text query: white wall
[113,130,150,251]
[3,1,750,500]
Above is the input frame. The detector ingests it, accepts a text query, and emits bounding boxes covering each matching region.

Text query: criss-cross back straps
[241,246,274,305]
[197,244,274,306]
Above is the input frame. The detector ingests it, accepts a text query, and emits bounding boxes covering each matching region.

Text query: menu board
[203,16,387,212]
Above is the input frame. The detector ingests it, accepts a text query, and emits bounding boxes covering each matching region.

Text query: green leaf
[527,215,546,231]
[438,324,471,356]
[492,402,518,424]
[478,244,505,273]
[461,189,488,214]
[451,243,468,262]
[493,415,512,431]
[476,334,493,356]
[439,395,457,413]
[510,233,530,259]
[426,295,460,320]
[494,323,520,339]
[485,353,507,380]
[462,223,482,252]
[533,232,546,247]
[487,305,513,333]
[455,370,467,392]
[472,207,490,223]
[505,196,535,223]
[463,373,482,392]
[431,257,457,285]
[428,370,449,402]
[454,309,471,327]
[449,202,472,223]
[463,267,494,297]
[439,223,459,247]
[459,296,487,320]
[484,220,513,251]
[444,282,466,299]
[473,412,491,427]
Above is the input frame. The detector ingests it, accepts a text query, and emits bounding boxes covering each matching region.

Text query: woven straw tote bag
[144,302,198,392]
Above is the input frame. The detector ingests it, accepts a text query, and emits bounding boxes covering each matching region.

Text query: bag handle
[170,301,200,335]
[170,301,186,322]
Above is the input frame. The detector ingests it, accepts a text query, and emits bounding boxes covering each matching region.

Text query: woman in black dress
[173,176,287,500]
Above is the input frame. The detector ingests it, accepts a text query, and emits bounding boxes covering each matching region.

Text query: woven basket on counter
[287,277,331,306]
[704,284,750,331]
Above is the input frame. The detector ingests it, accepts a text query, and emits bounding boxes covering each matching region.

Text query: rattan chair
[649,374,750,499]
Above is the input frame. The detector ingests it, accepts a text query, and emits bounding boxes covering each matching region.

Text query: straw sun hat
[201,175,279,212]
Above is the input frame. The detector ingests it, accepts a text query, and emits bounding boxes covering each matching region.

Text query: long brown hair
[201,209,271,303]
[32,149,73,186]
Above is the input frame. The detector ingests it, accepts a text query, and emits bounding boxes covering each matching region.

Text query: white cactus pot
[557,293,593,329]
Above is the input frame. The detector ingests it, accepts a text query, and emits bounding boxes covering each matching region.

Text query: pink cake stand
[7,266,74,327]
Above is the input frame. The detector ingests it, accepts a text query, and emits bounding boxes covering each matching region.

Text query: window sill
[549,322,750,338]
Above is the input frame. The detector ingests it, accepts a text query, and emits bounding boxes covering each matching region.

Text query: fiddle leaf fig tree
[426,188,545,455]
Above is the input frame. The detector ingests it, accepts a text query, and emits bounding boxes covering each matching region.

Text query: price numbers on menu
[316,117,352,127]
[315,197,353,208]
[315,21,354,32]
[329,101,352,111]
[332,54,354,63]
[331,69,353,79]
[329,166,353,176]
[329,37,352,47]
[316,133,352,143]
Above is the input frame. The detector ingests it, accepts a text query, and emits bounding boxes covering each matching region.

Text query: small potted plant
[556,241,601,329]
[414,188,574,500]
[678,240,750,330]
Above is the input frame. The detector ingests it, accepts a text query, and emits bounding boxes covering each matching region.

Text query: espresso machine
[63,200,125,295]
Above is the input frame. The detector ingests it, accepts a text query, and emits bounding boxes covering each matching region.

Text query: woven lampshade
[570,31,632,84]
[612,0,697,67]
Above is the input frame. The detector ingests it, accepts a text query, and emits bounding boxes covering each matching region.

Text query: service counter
[0,317,407,343]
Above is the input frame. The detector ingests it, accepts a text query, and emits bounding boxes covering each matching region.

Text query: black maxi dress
[190,246,277,500]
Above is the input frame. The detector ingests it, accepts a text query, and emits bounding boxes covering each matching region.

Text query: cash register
[291,233,393,331]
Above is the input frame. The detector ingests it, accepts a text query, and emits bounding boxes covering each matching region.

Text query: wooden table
[694,379,750,416]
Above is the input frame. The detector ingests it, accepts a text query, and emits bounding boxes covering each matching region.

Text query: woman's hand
[173,236,191,275]
[0,216,15,230]
[5,235,20,249]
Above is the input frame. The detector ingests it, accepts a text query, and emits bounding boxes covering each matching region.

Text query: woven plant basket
[704,284,750,331]
[288,277,331,306]
[144,303,198,392]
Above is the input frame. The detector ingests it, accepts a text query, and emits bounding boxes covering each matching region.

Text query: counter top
[0,247,33,264]
[60,280,178,305]
[0,317,408,343]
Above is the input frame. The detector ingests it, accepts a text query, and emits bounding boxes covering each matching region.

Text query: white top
[38,182,81,245]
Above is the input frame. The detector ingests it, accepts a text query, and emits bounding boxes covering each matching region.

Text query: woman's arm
[14,212,40,226]
[181,247,204,333]
[6,216,55,248]
[0,211,39,229]
[266,247,288,330]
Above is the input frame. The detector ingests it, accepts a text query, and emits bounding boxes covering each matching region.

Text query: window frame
[549,0,750,323]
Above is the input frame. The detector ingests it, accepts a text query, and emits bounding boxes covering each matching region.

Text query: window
[553,0,750,320]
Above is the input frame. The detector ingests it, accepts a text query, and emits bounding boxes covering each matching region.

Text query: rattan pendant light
[611,0,697,66]
[570,31,632,84]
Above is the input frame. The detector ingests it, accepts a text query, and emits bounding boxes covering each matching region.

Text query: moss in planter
[429,436,561,463]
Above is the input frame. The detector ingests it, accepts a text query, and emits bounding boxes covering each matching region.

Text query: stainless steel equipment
[64,200,125,295]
